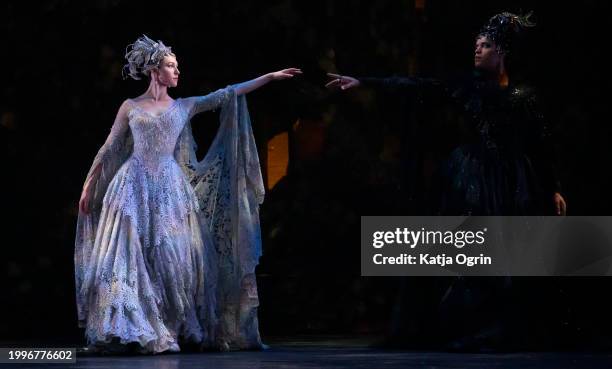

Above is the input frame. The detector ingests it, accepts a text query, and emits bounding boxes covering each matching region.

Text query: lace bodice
[125,89,231,168]
[92,87,231,171]
[127,99,186,172]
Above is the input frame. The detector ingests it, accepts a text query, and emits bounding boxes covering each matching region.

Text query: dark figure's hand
[554,192,567,216]
[325,73,360,90]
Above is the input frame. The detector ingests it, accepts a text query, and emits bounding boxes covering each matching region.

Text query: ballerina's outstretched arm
[183,68,302,117]
[233,68,302,95]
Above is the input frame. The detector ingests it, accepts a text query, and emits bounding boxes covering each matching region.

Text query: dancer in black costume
[327,12,566,216]
[327,12,568,351]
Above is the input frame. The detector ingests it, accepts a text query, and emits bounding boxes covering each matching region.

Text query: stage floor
[5,337,612,369]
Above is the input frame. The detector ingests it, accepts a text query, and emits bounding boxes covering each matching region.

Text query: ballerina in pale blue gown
[75,35,301,353]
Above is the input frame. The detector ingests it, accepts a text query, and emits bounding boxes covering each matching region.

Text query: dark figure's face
[474,36,504,72]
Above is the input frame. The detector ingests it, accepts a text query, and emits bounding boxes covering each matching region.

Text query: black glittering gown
[361,70,561,216]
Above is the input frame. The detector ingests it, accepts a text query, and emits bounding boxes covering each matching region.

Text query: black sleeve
[357,76,451,109]
[525,91,562,195]
[359,76,444,93]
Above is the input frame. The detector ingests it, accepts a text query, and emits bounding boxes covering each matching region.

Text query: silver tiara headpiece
[122,35,173,80]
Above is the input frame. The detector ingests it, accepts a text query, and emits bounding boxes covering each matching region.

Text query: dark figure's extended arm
[358,76,443,91]
[326,73,444,94]
[326,73,451,111]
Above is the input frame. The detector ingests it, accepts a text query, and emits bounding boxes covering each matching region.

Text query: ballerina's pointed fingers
[278,73,297,79]
[327,73,342,79]
[279,68,302,76]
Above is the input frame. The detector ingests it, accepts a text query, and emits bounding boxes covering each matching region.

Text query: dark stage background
[2,0,611,349]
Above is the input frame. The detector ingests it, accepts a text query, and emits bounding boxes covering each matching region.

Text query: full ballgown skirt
[75,87,265,353]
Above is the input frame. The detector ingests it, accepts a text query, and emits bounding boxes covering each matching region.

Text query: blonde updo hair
[122,34,174,80]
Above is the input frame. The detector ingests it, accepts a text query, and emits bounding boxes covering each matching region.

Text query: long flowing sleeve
[174,85,265,349]
[74,103,133,327]
[184,87,234,118]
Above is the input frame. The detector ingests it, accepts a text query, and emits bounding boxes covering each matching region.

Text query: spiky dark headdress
[478,11,536,54]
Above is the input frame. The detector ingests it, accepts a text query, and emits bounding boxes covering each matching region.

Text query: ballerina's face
[474,35,503,72]
[156,54,180,87]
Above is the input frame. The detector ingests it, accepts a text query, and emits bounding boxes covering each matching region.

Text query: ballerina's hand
[554,192,567,216]
[325,73,360,90]
[79,188,92,214]
[269,68,303,81]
